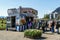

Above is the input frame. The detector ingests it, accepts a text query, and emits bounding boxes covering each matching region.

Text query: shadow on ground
[44,33,54,35]
[33,37,47,40]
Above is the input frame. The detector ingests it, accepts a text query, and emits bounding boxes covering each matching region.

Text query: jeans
[42,27,45,33]
[51,26,54,33]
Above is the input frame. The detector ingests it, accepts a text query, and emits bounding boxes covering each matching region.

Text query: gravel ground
[0,30,60,40]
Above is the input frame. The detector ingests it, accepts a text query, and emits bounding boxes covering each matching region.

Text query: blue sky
[0,0,60,18]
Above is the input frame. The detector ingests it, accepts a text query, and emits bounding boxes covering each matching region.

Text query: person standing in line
[28,19,32,29]
[48,21,52,31]
[56,21,60,34]
[32,21,34,29]
[28,21,32,29]
[39,21,42,29]
[36,21,39,29]
[33,19,37,29]
[51,20,55,33]
[45,21,48,31]
[42,21,46,33]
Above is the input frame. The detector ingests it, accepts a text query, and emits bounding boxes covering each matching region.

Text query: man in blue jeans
[51,21,55,33]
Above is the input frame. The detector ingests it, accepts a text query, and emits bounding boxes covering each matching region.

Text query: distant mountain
[0,16,6,19]
[52,7,60,14]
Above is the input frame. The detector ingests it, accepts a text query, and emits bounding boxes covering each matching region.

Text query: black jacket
[56,21,60,29]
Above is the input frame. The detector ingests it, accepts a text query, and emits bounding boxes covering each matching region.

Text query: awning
[20,13,34,17]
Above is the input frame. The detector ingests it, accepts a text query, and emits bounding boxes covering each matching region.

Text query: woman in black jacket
[56,21,60,34]
[42,22,46,33]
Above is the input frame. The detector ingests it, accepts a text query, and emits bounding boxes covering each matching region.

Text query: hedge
[24,29,42,39]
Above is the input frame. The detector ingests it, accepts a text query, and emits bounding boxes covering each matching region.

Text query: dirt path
[0,31,60,40]
[0,30,32,40]
[42,32,60,40]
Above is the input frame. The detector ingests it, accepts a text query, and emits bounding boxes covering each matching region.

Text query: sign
[16,20,20,25]
[16,16,20,25]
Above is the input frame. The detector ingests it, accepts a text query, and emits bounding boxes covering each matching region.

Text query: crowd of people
[37,20,60,34]
[21,18,60,34]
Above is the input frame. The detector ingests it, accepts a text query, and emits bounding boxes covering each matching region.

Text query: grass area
[0,19,6,30]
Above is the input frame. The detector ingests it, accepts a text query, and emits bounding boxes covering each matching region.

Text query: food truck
[6,6,38,31]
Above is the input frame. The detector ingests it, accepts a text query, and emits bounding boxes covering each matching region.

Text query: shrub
[0,24,6,30]
[24,29,42,38]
